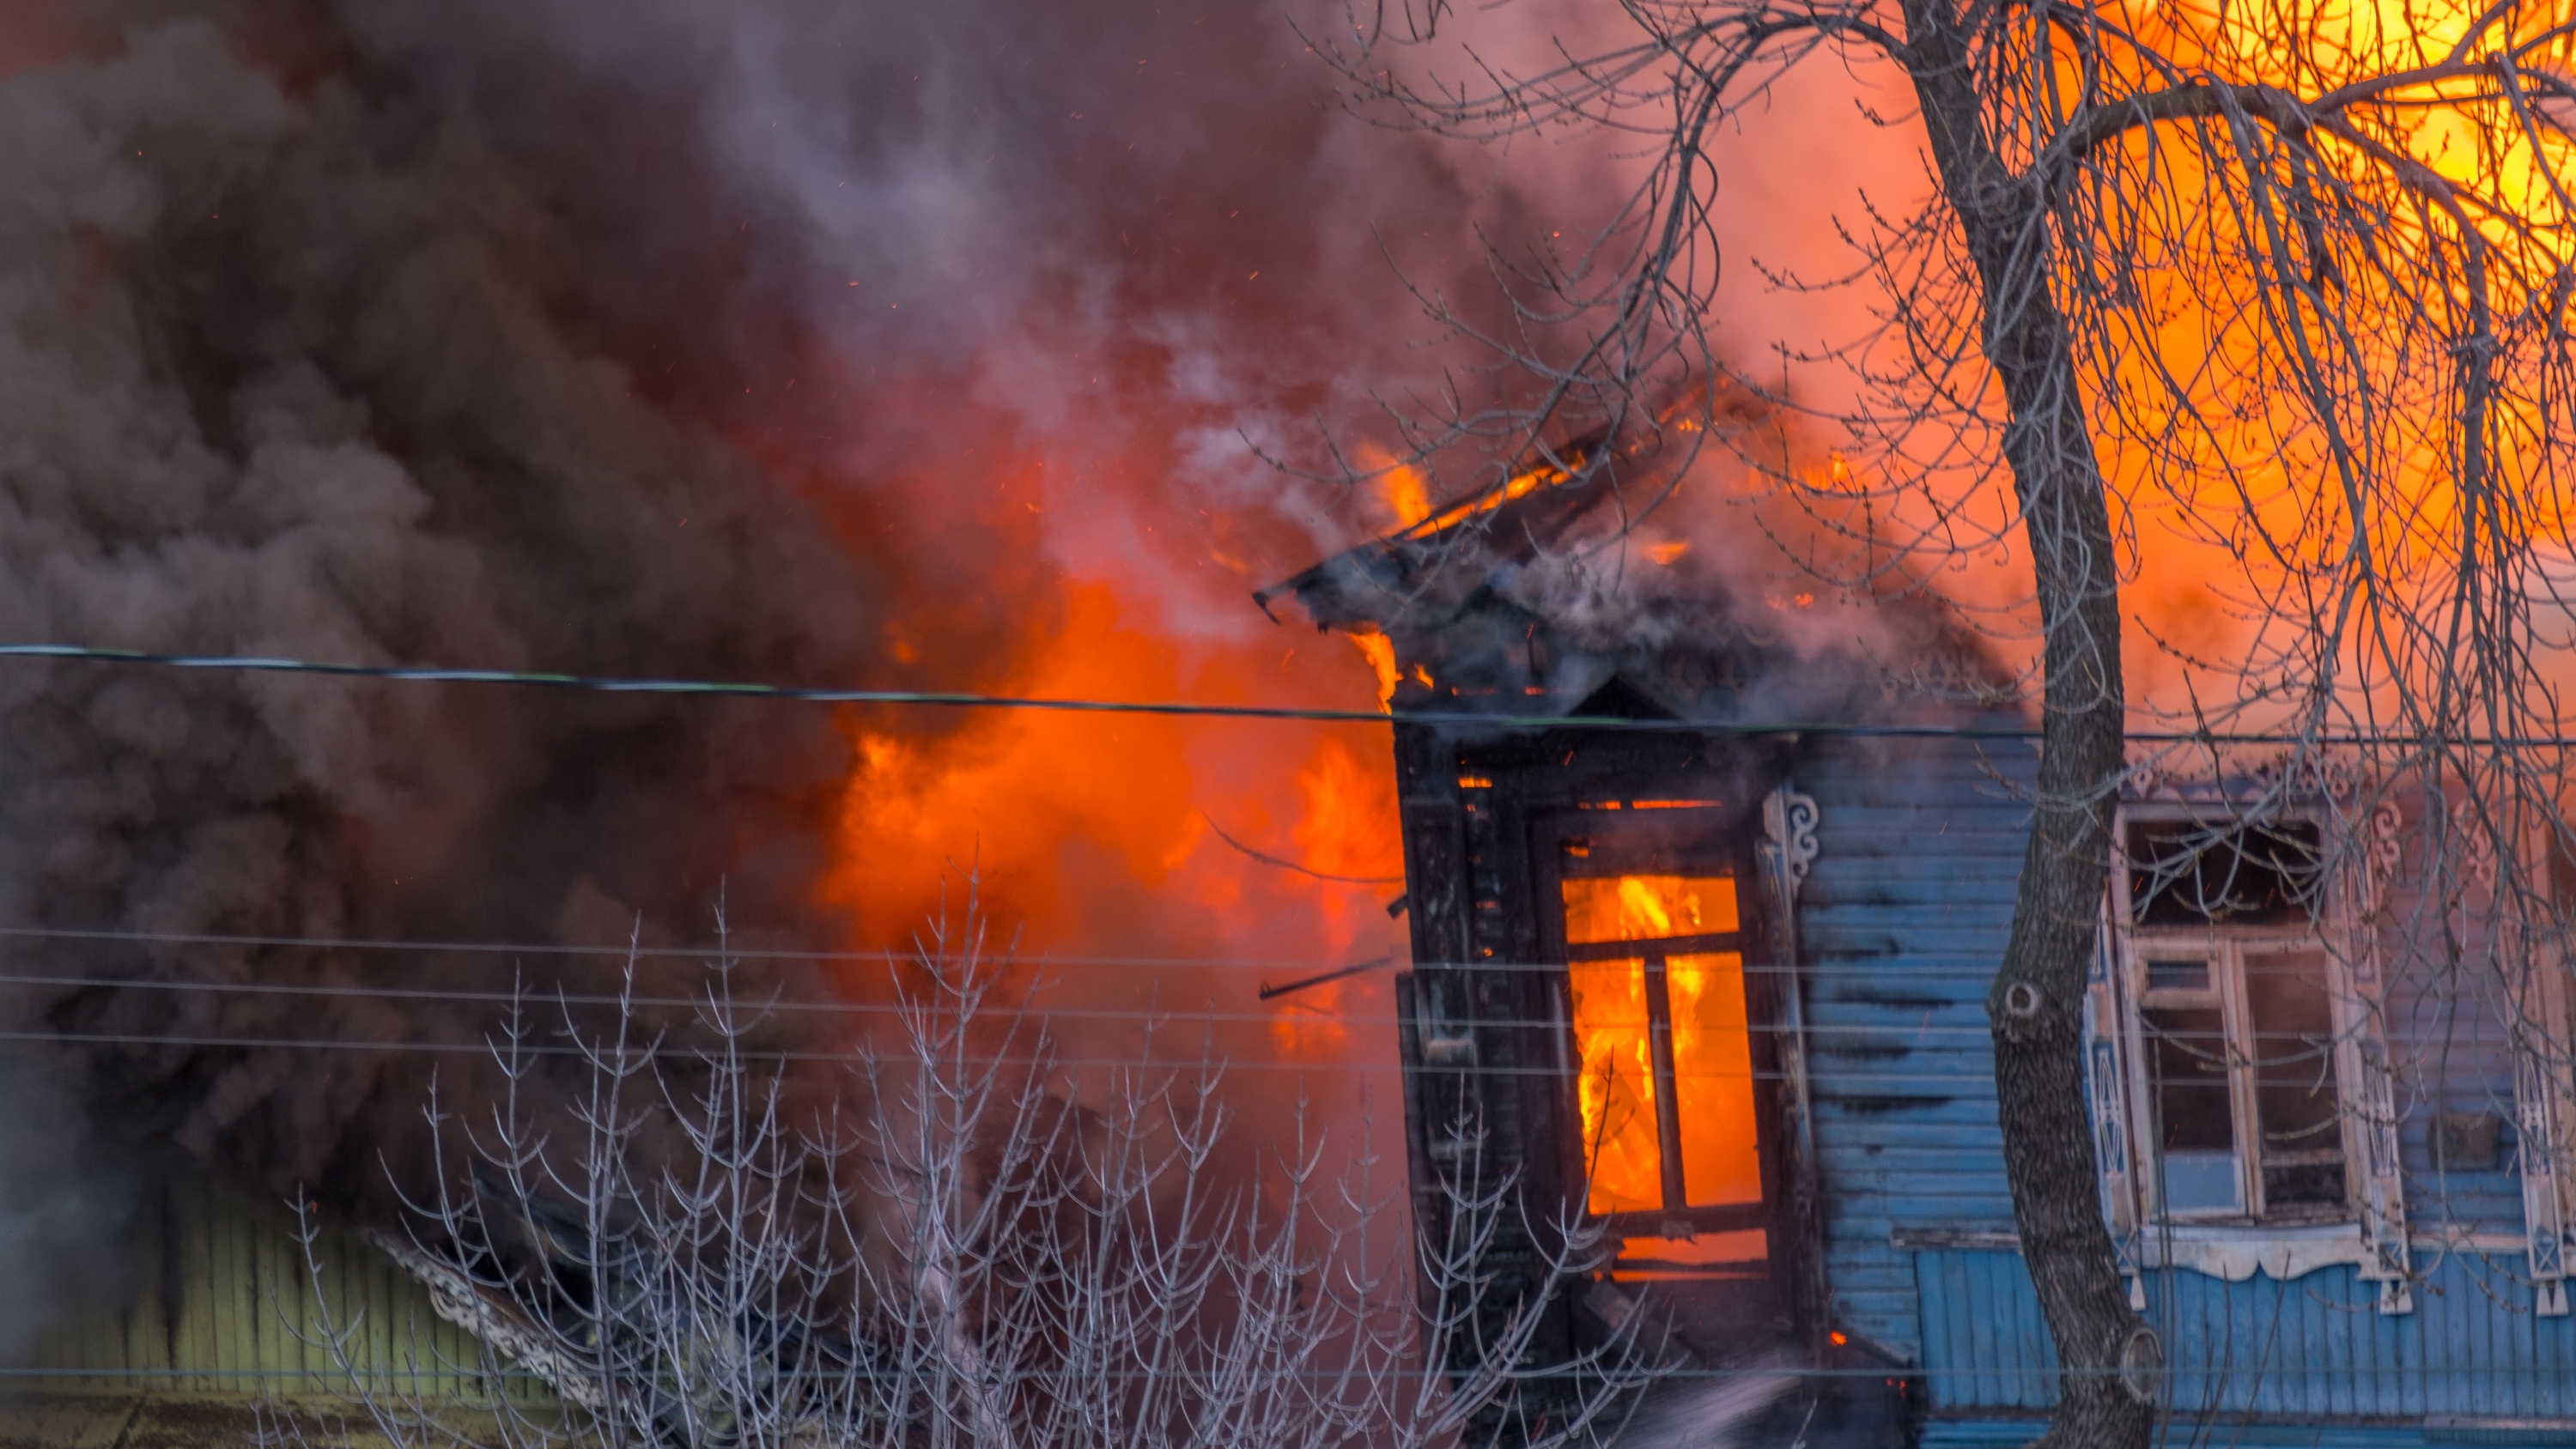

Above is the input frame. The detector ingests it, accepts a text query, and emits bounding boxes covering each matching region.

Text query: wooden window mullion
[1641,949,1686,1211]
[2223,941,2268,1219]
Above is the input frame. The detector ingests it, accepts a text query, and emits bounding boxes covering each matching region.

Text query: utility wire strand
[15,641,2576,744]
[0,965,2035,1035]
[0,964,2357,1039]
[0,1028,2000,1081]
[11,1364,2495,1382]
[0,924,2017,974]
[0,642,1943,735]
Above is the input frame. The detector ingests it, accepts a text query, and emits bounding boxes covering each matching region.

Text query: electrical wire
[13,641,2576,744]
[0,642,1992,735]
[0,967,2368,1042]
[0,1029,2169,1083]
[0,922,2027,974]
[7,1363,2473,1381]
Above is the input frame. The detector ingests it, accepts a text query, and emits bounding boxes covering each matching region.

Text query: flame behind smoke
[0,0,1458,1244]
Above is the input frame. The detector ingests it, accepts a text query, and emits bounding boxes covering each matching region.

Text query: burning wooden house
[1267,446,2576,1448]
[1260,439,1996,1438]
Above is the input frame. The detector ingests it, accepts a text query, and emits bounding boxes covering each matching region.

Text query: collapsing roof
[1257,421,2007,727]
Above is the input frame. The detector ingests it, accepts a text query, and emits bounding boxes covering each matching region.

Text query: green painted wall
[16,1179,552,1408]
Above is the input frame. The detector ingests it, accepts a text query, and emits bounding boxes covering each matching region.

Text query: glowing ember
[1396,460,1568,541]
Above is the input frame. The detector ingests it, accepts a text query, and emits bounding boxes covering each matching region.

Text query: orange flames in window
[1562,875,1762,1216]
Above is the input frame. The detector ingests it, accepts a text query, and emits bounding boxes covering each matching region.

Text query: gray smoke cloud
[0,8,902,1276]
[0,0,1585,1348]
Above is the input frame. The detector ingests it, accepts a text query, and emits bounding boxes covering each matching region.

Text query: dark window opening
[2136,938,2352,1223]
[2245,947,2346,1219]
[2128,820,2324,928]
[2145,998,2239,1214]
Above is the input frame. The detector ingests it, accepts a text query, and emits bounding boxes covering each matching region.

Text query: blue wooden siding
[1915,1244,2576,1431]
[1918,1418,2441,1447]
[1798,747,2555,1421]
[1800,737,2032,1361]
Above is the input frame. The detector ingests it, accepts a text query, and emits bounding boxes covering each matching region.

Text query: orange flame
[1562,875,1761,1216]
[1271,737,1405,1057]
[1354,444,1433,531]
[1351,631,1400,711]
[1382,464,1430,530]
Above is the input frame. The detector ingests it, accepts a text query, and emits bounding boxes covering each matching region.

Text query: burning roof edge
[1259,436,2019,734]
[1253,425,1621,636]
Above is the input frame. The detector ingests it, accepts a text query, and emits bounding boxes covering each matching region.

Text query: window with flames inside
[2115,813,2362,1225]
[1545,815,1773,1270]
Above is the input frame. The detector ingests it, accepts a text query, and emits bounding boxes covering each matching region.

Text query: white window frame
[2096,802,2414,1310]
[2514,936,2571,1315]
[2123,931,2354,1222]
[2494,802,2573,1314]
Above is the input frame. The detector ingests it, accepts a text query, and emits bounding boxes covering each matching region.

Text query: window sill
[1892,1223,2535,1285]
[2135,1222,2366,1282]
[1885,1222,2366,1281]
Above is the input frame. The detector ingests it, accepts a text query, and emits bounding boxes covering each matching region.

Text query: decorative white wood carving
[1758,783,1826,1347]
[2516,932,2573,1316]
[2351,797,2414,1313]
[2083,910,2145,1309]
[1763,787,1820,900]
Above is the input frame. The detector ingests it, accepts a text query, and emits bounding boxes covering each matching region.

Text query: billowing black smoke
[0,0,1582,1350]
[0,7,912,1317]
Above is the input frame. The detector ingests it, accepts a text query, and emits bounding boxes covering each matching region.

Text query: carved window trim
[2497,801,2573,1317]
[2089,802,2415,1313]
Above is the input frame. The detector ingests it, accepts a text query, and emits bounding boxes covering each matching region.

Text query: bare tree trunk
[1902,8,2154,1446]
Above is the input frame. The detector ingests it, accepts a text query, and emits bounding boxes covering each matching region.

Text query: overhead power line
[0,642,2008,735]
[0,965,2366,1043]
[0,923,2020,975]
[12,641,2572,745]
[0,1029,1999,1082]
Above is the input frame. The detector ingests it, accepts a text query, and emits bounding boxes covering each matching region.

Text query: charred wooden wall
[1391,720,1584,1399]
[1388,716,1797,1422]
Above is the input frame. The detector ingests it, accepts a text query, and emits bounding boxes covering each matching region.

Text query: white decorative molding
[1896,1222,2518,1296]
[2519,944,2573,1316]
[368,1228,606,1409]
[1763,787,1820,900]
[2342,834,2415,1314]
[2082,911,2146,1309]
[1757,781,1828,1347]
[2143,1227,2513,1297]
[2463,824,2500,890]
[2367,798,2404,913]
[2136,1223,2372,1282]
[2128,750,2360,803]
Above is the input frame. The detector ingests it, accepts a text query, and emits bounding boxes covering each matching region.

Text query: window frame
[2111,805,2371,1228]
[1531,803,1781,1239]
